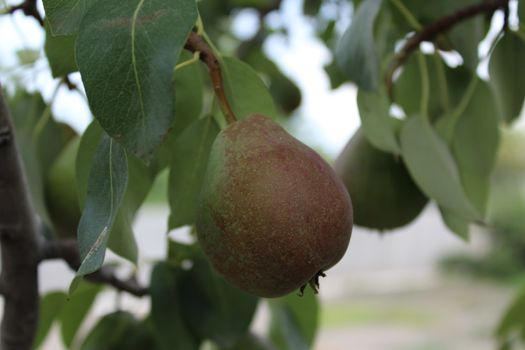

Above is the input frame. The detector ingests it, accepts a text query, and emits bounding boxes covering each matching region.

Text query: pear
[196,114,353,298]
[45,137,81,238]
[335,129,427,230]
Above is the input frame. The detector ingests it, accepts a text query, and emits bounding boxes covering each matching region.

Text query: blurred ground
[34,205,515,350]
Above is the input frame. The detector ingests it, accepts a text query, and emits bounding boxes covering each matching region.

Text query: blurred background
[1,0,525,349]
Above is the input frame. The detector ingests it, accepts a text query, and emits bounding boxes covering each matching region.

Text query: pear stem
[185,32,237,125]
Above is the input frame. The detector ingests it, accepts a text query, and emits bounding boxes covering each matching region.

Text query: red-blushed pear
[196,114,353,298]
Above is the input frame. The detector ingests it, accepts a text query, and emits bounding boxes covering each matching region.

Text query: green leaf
[150,262,201,350]
[44,20,78,77]
[356,89,400,154]
[172,52,205,134]
[222,56,278,120]
[178,258,259,348]
[81,312,157,350]
[489,32,525,124]
[34,291,68,348]
[400,117,479,221]
[76,134,128,276]
[168,116,220,229]
[76,0,198,161]
[156,53,205,168]
[43,0,98,35]
[497,287,525,339]
[439,207,469,239]
[77,122,157,264]
[60,281,102,348]
[335,0,382,91]
[8,91,70,227]
[448,16,484,71]
[269,289,319,350]
[393,54,450,120]
[451,79,500,215]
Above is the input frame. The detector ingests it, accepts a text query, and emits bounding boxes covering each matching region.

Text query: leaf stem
[174,51,200,72]
[184,32,237,125]
[417,52,429,119]
[389,0,422,30]
[433,53,450,113]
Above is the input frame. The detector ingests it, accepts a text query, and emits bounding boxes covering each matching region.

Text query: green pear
[335,128,427,230]
[45,137,81,238]
[196,114,353,298]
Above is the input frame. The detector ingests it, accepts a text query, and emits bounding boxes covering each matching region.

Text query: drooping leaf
[171,52,205,136]
[34,291,68,348]
[400,117,479,221]
[221,56,278,120]
[269,289,319,350]
[8,91,70,227]
[168,116,219,229]
[76,134,128,276]
[497,287,525,340]
[77,122,157,264]
[150,262,201,350]
[43,0,98,35]
[439,207,469,239]
[44,20,78,77]
[393,54,450,120]
[60,280,102,348]
[356,89,400,154]
[451,79,500,215]
[335,0,382,91]
[80,312,157,350]
[76,0,198,161]
[489,32,525,123]
[155,53,205,168]
[177,258,259,348]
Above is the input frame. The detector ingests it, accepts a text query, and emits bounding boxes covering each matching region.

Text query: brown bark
[0,87,40,350]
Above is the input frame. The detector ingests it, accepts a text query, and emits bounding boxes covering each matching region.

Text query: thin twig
[184,32,237,124]
[39,239,149,297]
[7,0,43,26]
[386,0,509,90]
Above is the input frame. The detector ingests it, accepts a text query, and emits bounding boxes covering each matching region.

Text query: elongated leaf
[335,0,382,91]
[43,0,97,35]
[76,0,197,161]
[9,91,71,228]
[150,263,201,350]
[34,291,68,348]
[60,281,102,348]
[156,53,205,168]
[168,117,219,229]
[489,32,525,123]
[451,79,500,215]
[439,207,469,239]
[497,287,525,339]
[81,312,157,350]
[76,135,128,276]
[222,56,278,120]
[400,117,479,221]
[44,20,77,77]
[269,290,319,350]
[178,258,259,348]
[77,122,157,264]
[357,89,400,154]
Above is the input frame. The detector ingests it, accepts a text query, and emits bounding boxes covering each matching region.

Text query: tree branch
[39,239,149,297]
[184,32,237,124]
[7,0,43,27]
[386,0,509,90]
[0,86,40,350]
